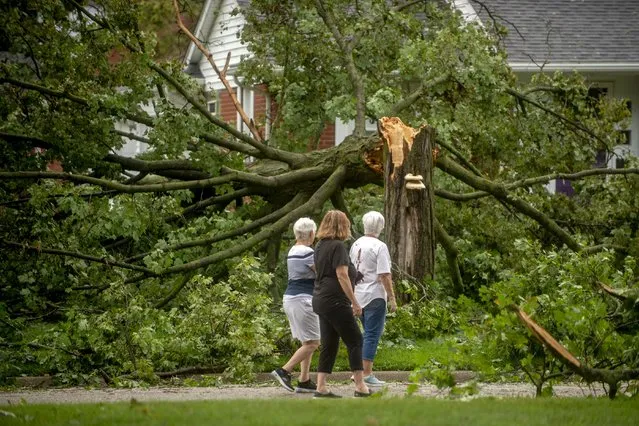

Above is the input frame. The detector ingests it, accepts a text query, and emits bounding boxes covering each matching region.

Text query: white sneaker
[363,375,385,385]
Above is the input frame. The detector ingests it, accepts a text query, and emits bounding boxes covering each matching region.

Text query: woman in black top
[312,210,372,398]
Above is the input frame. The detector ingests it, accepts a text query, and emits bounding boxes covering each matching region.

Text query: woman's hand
[388,296,397,313]
[352,301,362,317]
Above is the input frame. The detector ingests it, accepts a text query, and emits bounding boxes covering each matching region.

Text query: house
[185,0,639,164]
[183,0,376,149]
[470,0,639,170]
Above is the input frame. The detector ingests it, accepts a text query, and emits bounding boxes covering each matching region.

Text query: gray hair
[362,211,385,237]
[293,217,317,240]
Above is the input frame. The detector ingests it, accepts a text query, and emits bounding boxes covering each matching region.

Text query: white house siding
[612,74,639,157]
[335,118,379,145]
[198,0,249,92]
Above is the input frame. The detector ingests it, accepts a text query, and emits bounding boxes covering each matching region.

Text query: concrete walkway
[1,371,608,405]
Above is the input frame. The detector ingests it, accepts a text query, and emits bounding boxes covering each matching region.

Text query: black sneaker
[295,379,317,393]
[271,368,294,392]
[313,391,342,399]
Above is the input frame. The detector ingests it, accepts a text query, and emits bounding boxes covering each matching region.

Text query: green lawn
[273,337,469,372]
[2,397,638,426]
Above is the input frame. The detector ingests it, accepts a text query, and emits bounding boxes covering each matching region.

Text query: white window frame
[206,92,219,116]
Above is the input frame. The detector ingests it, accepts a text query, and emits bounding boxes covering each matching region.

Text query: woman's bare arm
[336,265,362,316]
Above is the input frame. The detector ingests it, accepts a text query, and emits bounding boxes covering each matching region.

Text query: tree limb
[314,0,367,136]
[435,167,639,201]
[103,153,208,176]
[511,305,639,398]
[1,240,156,275]
[65,0,302,165]
[437,139,484,177]
[436,155,581,251]
[171,0,263,144]
[0,76,154,127]
[0,132,53,150]
[0,166,328,193]
[176,187,252,219]
[127,192,307,263]
[506,88,610,149]
[125,165,347,281]
[434,217,464,296]
[154,273,195,309]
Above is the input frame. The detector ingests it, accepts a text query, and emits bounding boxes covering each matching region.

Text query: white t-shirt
[349,236,391,308]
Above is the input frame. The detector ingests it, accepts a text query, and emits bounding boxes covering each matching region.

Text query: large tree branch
[436,155,581,251]
[175,187,252,220]
[103,154,209,181]
[147,63,289,161]
[314,0,366,136]
[125,165,347,282]
[63,0,299,165]
[112,129,150,144]
[1,240,156,275]
[0,132,53,150]
[1,76,280,161]
[149,62,304,166]
[0,166,328,193]
[506,88,610,149]
[154,273,195,309]
[389,75,449,116]
[434,217,464,296]
[127,193,307,263]
[511,305,639,398]
[171,0,263,144]
[0,76,154,127]
[437,139,484,178]
[435,167,639,201]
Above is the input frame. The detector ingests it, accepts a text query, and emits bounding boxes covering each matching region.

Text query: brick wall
[317,123,336,150]
[218,89,237,124]
[253,85,269,139]
[217,87,337,149]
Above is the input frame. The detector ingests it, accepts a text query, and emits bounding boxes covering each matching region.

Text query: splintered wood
[379,117,419,180]
[513,306,582,369]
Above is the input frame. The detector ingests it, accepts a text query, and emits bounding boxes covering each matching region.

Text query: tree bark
[383,122,436,301]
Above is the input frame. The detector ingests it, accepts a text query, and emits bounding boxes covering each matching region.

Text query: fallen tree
[1,0,637,383]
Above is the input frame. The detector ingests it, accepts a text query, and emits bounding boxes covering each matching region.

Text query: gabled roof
[183,0,250,78]
[473,0,639,71]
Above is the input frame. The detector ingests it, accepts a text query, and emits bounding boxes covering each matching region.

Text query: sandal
[313,391,342,399]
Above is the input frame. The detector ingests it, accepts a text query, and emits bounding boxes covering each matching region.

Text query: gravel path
[0,381,609,405]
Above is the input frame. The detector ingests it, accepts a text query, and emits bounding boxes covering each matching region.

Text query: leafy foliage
[1,0,638,391]
[1,256,280,384]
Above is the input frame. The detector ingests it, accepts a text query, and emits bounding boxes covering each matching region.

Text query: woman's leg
[325,306,369,394]
[283,340,319,380]
[297,340,320,382]
[361,298,387,376]
[316,313,339,393]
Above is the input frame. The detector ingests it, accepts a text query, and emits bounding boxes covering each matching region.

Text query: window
[207,99,218,115]
[206,91,219,116]
[588,82,631,168]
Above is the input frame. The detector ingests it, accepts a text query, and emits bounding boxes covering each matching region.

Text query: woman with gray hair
[349,211,396,386]
[271,217,320,393]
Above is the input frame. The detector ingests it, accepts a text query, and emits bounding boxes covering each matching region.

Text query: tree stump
[381,118,435,302]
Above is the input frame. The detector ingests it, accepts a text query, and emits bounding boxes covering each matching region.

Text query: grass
[272,337,470,373]
[2,397,638,425]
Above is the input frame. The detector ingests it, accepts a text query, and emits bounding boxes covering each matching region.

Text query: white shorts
[283,295,320,342]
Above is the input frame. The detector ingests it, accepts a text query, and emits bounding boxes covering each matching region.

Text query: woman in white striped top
[271,217,321,393]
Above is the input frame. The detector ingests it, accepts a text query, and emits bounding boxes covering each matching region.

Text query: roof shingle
[474,0,639,64]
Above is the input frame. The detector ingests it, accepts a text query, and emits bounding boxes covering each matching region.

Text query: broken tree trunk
[381,117,436,302]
